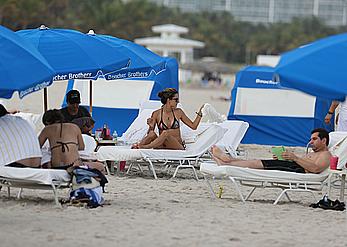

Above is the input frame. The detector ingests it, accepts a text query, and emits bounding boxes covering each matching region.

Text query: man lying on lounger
[0,104,42,168]
[211,128,331,174]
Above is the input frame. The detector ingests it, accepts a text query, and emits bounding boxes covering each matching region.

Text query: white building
[149,0,347,27]
[256,55,280,67]
[134,24,204,64]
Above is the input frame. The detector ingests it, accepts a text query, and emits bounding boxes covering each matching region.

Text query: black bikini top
[158,108,180,131]
[50,122,78,153]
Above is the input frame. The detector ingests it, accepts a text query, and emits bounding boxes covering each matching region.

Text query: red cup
[120,161,126,171]
[330,156,338,170]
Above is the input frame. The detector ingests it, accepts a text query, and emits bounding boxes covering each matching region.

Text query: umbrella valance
[86,30,166,80]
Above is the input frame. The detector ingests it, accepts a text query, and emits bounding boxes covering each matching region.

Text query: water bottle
[102,123,107,139]
[112,130,118,142]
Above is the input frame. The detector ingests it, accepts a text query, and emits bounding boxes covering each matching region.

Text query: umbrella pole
[89,79,93,116]
[43,88,48,112]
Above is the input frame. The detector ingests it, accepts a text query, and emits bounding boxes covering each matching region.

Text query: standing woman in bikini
[133,88,204,150]
[39,109,105,173]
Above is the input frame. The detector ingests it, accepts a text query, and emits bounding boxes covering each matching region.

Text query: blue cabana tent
[274,32,347,101]
[66,57,178,135]
[228,66,333,146]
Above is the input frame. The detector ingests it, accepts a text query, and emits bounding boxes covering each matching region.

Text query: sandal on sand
[310,195,345,211]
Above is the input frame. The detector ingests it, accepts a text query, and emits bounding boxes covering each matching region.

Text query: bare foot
[211,145,225,157]
[131,143,139,149]
[211,145,238,164]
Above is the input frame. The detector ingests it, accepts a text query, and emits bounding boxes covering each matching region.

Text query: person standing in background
[60,90,95,134]
[324,97,347,131]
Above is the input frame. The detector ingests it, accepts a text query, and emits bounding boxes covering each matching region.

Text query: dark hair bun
[157,88,178,104]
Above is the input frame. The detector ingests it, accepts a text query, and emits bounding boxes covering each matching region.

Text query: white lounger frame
[203,174,328,205]
[98,124,227,180]
[126,156,205,180]
[0,177,70,206]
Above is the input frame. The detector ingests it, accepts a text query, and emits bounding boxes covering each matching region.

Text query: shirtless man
[211,128,331,174]
[39,109,105,173]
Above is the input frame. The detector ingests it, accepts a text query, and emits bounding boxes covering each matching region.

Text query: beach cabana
[274,32,347,101]
[228,66,333,146]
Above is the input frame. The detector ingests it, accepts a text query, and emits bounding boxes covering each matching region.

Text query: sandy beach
[1,86,346,247]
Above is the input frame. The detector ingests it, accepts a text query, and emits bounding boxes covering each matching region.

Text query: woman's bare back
[39,123,84,168]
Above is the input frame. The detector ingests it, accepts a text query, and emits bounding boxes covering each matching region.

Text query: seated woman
[38,109,105,173]
[132,88,204,150]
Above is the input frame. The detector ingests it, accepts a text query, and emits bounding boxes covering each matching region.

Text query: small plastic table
[95,139,130,175]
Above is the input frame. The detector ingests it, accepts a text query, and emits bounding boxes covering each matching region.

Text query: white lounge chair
[215,120,249,157]
[200,131,347,205]
[96,124,227,180]
[326,131,347,201]
[328,131,347,169]
[200,162,330,204]
[0,166,71,206]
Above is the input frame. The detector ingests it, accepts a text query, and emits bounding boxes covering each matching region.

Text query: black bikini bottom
[5,162,40,168]
[53,163,74,170]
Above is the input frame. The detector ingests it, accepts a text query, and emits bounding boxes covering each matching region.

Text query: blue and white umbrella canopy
[86,30,167,80]
[17,26,131,81]
[0,25,55,99]
[274,32,347,101]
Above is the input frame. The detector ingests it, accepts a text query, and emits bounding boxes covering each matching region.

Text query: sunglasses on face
[171,97,179,102]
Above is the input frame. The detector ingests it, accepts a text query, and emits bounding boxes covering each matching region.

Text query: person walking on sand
[211,128,331,174]
[132,88,204,150]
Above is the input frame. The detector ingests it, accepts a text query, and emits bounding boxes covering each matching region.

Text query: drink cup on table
[120,161,126,171]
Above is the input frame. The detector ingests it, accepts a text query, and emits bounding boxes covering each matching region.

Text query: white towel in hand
[201,103,226,123]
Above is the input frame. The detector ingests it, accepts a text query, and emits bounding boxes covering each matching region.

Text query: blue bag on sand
[69,187,104,208]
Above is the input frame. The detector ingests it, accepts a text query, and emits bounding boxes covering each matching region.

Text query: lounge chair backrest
[120,109,155,143]
[329,131,347,169]
[139,100,162,113]
[139,124,226,160]
[185,124,226,157]
[328,131,347,149]
[216,120,249,155]
[79,134,97,160]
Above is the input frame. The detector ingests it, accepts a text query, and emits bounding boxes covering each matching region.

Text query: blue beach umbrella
[0,25,54,99]
[17,25,131,112]
[274,32,347,101]
[86,30,166,81]
[17,26,130,81]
